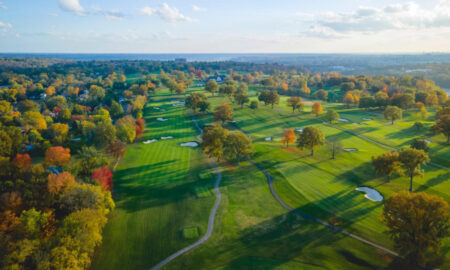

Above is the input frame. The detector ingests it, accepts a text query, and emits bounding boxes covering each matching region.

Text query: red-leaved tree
[12,154,32,169]
[91,166,113,191]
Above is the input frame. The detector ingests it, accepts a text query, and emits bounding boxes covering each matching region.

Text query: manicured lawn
[91,91,217,270]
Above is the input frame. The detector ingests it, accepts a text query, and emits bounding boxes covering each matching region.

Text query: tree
[382,191,449,267]
[110,101,123,119]
[94,120,116,146]
[202,124,229,161]
[249,101,258,109]
[205,79,219,96]
[12,154,32,170]
[219,84,236,98]
[47,172,76,194]
[22,111,47,131]
[47,123,69,145]
[91,166,113,191]
[384,106,402,125]
[398,149,430,192]
[59,108,71,123]
[224,131,252,164]
[185,92,207,112]
[315,89,328,101]
[391,93,415,109]
[89,85,105,102]
[297,126,325,156]
[198,100,211,113]
[234,86,249,108]
[372,151,403,181]
[410,139,429,152]
[327,138,343,160]
[0,131,12,157]
[45,147,71,167]
[214,104,233,124]
[287,97,304,112]
[106,140,126,168]
[267,90,280,109]
[115,116,136,143]
[432,114,450,143]
[281,129,296,147]
[343,92,355,108]
[76,146,110,177]
[311,102,323,117]
[324,109,339,123]
[60,183,114,212]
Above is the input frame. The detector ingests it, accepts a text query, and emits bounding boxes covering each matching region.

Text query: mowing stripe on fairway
[246,159,400,258]
[323,122,450,170]
[150,116,222,270]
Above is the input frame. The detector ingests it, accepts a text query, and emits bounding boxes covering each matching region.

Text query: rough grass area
[183,227,200,239]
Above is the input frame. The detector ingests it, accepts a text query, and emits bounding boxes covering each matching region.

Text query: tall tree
[382,191,449,268]
[398,149,430,192]
[372,151,403,181]
[297,126,325,156]
[44,147,71,167]
[287,97,304,112]
[205,79,219,96]
[324,109,339,123]
[202,124,229,161]
[384,106,403,125]
[106,140,126,168]
[311,102,323,117]
[224,131,252,164]
[432,114,450,143]
[327,138,343,160]
[214,104,233,124]
[281,129,296,147]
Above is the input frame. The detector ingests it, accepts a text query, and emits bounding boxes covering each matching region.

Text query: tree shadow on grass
[415,172,450,193]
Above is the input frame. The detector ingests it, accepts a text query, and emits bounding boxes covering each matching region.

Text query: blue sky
[0,0,449,53]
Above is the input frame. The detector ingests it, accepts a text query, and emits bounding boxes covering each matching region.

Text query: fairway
[91,92,217,269]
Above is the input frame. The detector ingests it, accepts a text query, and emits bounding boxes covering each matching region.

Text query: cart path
[247,158,399,257]
[150,116,221,270]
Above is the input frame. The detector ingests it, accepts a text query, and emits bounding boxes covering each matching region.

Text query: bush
[250,100,258,109]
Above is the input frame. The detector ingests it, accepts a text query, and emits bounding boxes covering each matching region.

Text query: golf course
[92,86,449,270]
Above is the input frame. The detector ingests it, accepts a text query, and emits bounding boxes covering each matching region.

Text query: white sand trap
[157,117,168,121]
[356,187,383,202]
[161,136,173,140]
[180,142,199,147]
[143,139,158,144]
[344,148,358,152]
[172,102,185,107]
[339,118,349,122]
[425,139,431,143]
[265,137,272,141]
[352,122,359,125]
[362,118,372,121]
[154,107,160,110]
[296,128,303,132]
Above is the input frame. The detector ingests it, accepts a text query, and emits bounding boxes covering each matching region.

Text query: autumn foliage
[47,172,76,194]
[12,154,32,169]
[135,118,145,139]
[281,129,296,147]
[44,146,71,167]
[311,102,323,116]
[91,166,114,191]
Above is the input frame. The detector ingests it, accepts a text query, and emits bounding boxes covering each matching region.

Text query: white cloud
[140,3,192,23]
[0,21,12,28]
[0,1,7,10]
[58,0,85,16]
[302,1,450,39]
[192,5,206,12]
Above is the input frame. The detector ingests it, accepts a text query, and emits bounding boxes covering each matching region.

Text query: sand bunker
[296,128,303,132]
[344,148,358,152]
[362,118,372,121]
[180,142,199,147]
[356,187,383,202]
[161,136,173,140]
[339,118,349,122]
[425,139,431,143]
[157,117,168,121]
[265,137,272,141]
[172,102,185,107]
[143,139,158,144]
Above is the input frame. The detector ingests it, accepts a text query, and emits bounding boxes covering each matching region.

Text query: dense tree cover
[0,60,156,269]
[382,191,449,268]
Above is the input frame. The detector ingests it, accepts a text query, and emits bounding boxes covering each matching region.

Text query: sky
[0,0,450,53]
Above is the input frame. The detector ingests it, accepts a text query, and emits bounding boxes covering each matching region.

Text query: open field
[94,88,449,269]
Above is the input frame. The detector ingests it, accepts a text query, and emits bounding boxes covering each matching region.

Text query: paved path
[247,158,399,257]
[150,116,222,270]
[323,123,449,170]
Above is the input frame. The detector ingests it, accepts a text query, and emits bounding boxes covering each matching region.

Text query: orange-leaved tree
[311,102,323,117]
[281,129,296,147]
[91,166,113,191]
[44,146,71,167]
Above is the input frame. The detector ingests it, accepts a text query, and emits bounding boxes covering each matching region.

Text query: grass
[93,88,449,269]
[183,227,200,239]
